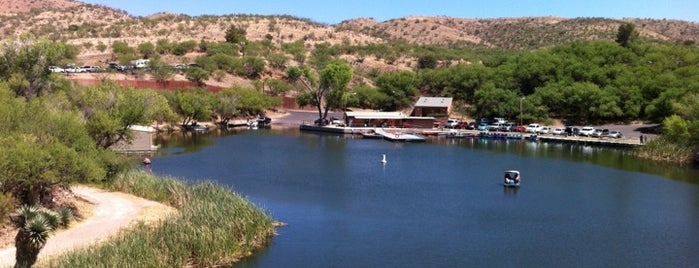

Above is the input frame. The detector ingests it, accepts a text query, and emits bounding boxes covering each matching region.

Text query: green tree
[282,39,306,65]
[239,56,266,78]
[351,84,386,110]
[0,35,76,98]
[470,83,520,119]
[172,40,197,56]
[137,42,155,59]
[148,55,175,81]
[417,54,438,70]
[212,88,240,124]
[286,66,303,81]
[224,25,247,44]
[662,115,690,144]
[185,67,210,85]
[66,83,174,149]
[230,86,281,116]
[155,39,172,55]
[295,62,353,121]
[265,79,292,96]
[268,53,288,69]
[616,23,639,48]
[375,71,418,111]
[111,41,134,55]
[169,89,214,126]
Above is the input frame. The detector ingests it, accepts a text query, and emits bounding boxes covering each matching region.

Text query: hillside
[1,1,697,52]
[336,16,699,49]
[1,0,698,89]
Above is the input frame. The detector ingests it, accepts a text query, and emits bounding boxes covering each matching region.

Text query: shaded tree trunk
[14,230,44,268]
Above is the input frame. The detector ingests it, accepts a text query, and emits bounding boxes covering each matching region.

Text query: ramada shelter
[343,111,435,128]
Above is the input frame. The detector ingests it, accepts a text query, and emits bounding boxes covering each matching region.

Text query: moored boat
[503,170,521,187]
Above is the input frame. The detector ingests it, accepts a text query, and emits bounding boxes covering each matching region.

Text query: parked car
[565,126,580,136]
[477,122,489,130]
[458,121,475,130]
[511,125,526,133]
[81,65,103,72]
[579,126,596,136]
[538,126,551,134]
[64,66,86,73]
[525,123,542,133]
[489,122,504,131]
[592,129,610,137]
[445,118,460,128]
[331,116,343,125]
[48,66,64,73]
[608,130,622,138]
[108,62,128,72]
[499,122,514,132]
[551,127,565,135]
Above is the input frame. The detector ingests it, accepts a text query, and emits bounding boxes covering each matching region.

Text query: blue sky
[80,0,697,24]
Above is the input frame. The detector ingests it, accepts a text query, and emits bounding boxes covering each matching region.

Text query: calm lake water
[152,129,699,268]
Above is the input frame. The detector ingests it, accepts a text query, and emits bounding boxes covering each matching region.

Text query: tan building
[110,125,158,154]
[411,97,453,117]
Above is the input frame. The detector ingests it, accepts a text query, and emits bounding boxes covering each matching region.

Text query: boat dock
[299,124,641,147]
[373,128,426,142]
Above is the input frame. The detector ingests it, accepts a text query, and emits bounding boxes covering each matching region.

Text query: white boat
[503,170,521,187]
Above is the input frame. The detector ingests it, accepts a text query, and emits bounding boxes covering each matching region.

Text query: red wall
[67,78,224,92]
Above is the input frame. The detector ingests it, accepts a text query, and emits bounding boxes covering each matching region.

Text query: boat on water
[181,122,210,132]
[361,130,384,139]
[503,170,521,187]
[256,116,272,127]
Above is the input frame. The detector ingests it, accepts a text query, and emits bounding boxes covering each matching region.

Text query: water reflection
[153,129,699,268]
[431,136,699,184]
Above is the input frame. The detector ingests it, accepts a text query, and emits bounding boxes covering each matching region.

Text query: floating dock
[373,128,426,142]
[299,124,641,147]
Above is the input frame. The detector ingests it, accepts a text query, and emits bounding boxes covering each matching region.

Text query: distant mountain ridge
[0,0,697,51]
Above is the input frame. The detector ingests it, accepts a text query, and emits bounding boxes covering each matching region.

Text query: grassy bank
[43,171,276,267]
[632,136,696,164]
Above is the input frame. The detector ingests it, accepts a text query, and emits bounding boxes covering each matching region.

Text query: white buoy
[381,154,387,164]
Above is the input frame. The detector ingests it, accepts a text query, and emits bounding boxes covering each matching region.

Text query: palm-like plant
[11,205,70,268]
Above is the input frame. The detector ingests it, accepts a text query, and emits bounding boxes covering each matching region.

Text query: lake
[152,129,699,268]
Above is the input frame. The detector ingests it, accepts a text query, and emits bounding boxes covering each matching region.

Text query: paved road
[272,110,344,127]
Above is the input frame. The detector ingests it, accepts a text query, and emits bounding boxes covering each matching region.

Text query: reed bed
[43,171,276,267]
[632,136,695,164]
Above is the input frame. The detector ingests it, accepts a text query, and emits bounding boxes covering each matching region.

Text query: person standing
[143,157,152,173]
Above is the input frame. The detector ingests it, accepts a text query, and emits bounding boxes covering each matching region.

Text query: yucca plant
[57,207,74,228]
[11,205,70,268]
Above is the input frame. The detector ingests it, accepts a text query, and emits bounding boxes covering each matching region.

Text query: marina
[299,123,642,147]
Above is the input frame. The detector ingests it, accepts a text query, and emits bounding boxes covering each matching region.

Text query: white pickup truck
[525,123,542,133]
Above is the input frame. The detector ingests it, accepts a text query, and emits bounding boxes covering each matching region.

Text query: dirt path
[0,186,175,267]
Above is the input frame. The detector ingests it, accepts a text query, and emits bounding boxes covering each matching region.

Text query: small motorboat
[503,170,521,187]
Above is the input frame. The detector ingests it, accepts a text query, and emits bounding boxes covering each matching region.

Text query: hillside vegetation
[1,1,697,53]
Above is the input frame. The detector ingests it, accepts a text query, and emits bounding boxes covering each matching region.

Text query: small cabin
[110,125,158,154]
[411,97,453,117]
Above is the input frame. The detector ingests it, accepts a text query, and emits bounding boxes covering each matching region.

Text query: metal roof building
[412,97,453,117]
